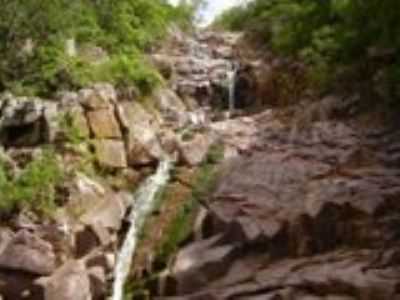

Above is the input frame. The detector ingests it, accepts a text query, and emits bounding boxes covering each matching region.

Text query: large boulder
[0,230,56,275]
[78,83,116,110]
[93,139,127,169]
[86,108,122,139]
[178,133,213,166]
[66,174,129,254]
[117,102,164,166]
[37,260,92,300]
[0,94,59,146]
[153,88,188,128]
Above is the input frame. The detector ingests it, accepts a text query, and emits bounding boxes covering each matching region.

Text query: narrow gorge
[1,5,400,300]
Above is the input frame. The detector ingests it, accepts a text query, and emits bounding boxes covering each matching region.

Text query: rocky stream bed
[0,28,400,300]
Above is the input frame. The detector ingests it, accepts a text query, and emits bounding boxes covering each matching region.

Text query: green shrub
[0,149,64,216]
[59,112,87,145]
[215,0,400,109]
[0,0,194,96]
[156,144,224,263]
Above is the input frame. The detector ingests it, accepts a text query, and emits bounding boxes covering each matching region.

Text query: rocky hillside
[165,109,400,299]
[0,28,246,300]
[2,17,400,300]
[130,31,400,300]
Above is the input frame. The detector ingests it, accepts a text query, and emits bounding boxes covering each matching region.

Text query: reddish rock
[0,230,56,276]
[164,110,400,300]
[37,260,91,300]
[178,134,213,166]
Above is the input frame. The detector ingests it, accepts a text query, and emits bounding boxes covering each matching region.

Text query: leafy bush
[215,0,400,109]
[0,149,64,215]
[0,0,193,96]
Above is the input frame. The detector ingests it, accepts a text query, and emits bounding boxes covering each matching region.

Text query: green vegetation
[0,0,197,97]
[215,0,400,109]
[59,112,87,145]
[156,144,224,262]
[125,144,224,299]
[0,149,65,216]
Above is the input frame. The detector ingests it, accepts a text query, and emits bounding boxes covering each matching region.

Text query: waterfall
[111,158,174,300]
[227,63,238,118]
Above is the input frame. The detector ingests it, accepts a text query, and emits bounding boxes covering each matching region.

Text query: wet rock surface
[152,31,243,110]
[164,110,400,299]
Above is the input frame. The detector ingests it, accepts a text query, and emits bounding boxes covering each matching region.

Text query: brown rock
[93,139,127,169]
[126,135,158,166]
[87,108,122,139]
[163,109,400,299]
[173,235,237,294]
[178,134,213,166]
[0,230,56,275]
[67,174,128,250]
[79,83,116,110]
[0,269,44,300]
[117,102,164,166]
[116,101,156,132]
[37,260,92,300]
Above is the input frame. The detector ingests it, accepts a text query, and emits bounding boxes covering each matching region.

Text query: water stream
[111,158,174,300]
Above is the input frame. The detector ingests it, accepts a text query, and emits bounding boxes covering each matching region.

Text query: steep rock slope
[164,108,400,299]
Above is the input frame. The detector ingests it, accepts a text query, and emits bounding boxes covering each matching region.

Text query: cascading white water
[111,158,174,300]
[227,63,238,118]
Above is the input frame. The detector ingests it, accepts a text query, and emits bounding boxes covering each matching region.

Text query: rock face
[0,230,56,275]
[152,31,243,110]
[93,139,127,169]
[0,83,183,300]
[0,27,265,300]
[38,260,92,300]
[117,101,164,166]
[0,94,59,146]
[163,109,400,300]
[87,108,122,139]
[79,83,116,110]
[178,133,214,166]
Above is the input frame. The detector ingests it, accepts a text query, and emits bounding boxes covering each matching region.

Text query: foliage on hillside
[0,0,195,96]
[0,149,64,216]
[215,0,400,109]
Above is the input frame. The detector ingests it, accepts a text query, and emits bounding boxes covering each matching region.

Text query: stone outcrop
[0,93,59,147]
[93,139,127,169]
[86,108,122,139]
[0,230,56,276]
[178,133,214,166]
[161,109,400,299]
[117,101,164,166]
[67,173,129,243]
[152,31,243,110]
[78,83,116,110]
[37,260,92,300]
[0,71,218,299]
